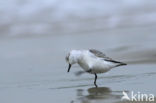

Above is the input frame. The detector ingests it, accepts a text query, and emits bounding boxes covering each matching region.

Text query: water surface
[0,0,156,103]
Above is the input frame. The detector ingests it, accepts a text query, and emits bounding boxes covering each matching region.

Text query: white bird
[65,49,127,87]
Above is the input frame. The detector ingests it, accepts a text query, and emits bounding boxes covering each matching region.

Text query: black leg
[94,73,98,88]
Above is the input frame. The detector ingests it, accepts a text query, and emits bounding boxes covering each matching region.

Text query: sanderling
[65,49,127,87]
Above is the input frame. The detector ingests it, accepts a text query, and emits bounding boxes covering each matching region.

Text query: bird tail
[116,62,127,67]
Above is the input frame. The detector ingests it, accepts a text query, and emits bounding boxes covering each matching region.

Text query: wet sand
[0,25,156,103]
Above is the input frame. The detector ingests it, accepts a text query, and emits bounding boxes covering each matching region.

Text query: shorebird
[65,49,127,87]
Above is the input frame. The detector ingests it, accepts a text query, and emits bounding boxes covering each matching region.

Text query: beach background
[0,0,156,103]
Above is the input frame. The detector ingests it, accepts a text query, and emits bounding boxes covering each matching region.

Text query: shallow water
[0,26,156,103]
[0,0,156,103]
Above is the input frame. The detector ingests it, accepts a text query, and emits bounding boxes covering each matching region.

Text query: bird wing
[89,49,126,65]
[89,49,111,59]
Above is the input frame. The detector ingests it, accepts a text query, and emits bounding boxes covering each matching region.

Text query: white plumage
[66,49,127,87]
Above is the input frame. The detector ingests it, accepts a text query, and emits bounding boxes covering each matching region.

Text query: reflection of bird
[121,91,130,101]
[66,49,127,87]
[87,87,111,99]
[88,87,111,95]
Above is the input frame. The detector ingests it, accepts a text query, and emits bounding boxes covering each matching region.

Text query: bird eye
[65,56,68,61]
[65,53,70,62]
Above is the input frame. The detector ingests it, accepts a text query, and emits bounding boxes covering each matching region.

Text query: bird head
[65,50,81,72]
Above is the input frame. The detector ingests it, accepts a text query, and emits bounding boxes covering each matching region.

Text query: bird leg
[94,73,98,88]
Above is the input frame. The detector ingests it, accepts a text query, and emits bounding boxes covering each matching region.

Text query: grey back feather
[89,49,127,66]
[89,49,111,59]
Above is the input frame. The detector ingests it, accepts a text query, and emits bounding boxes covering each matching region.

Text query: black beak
[67,64,71,72]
